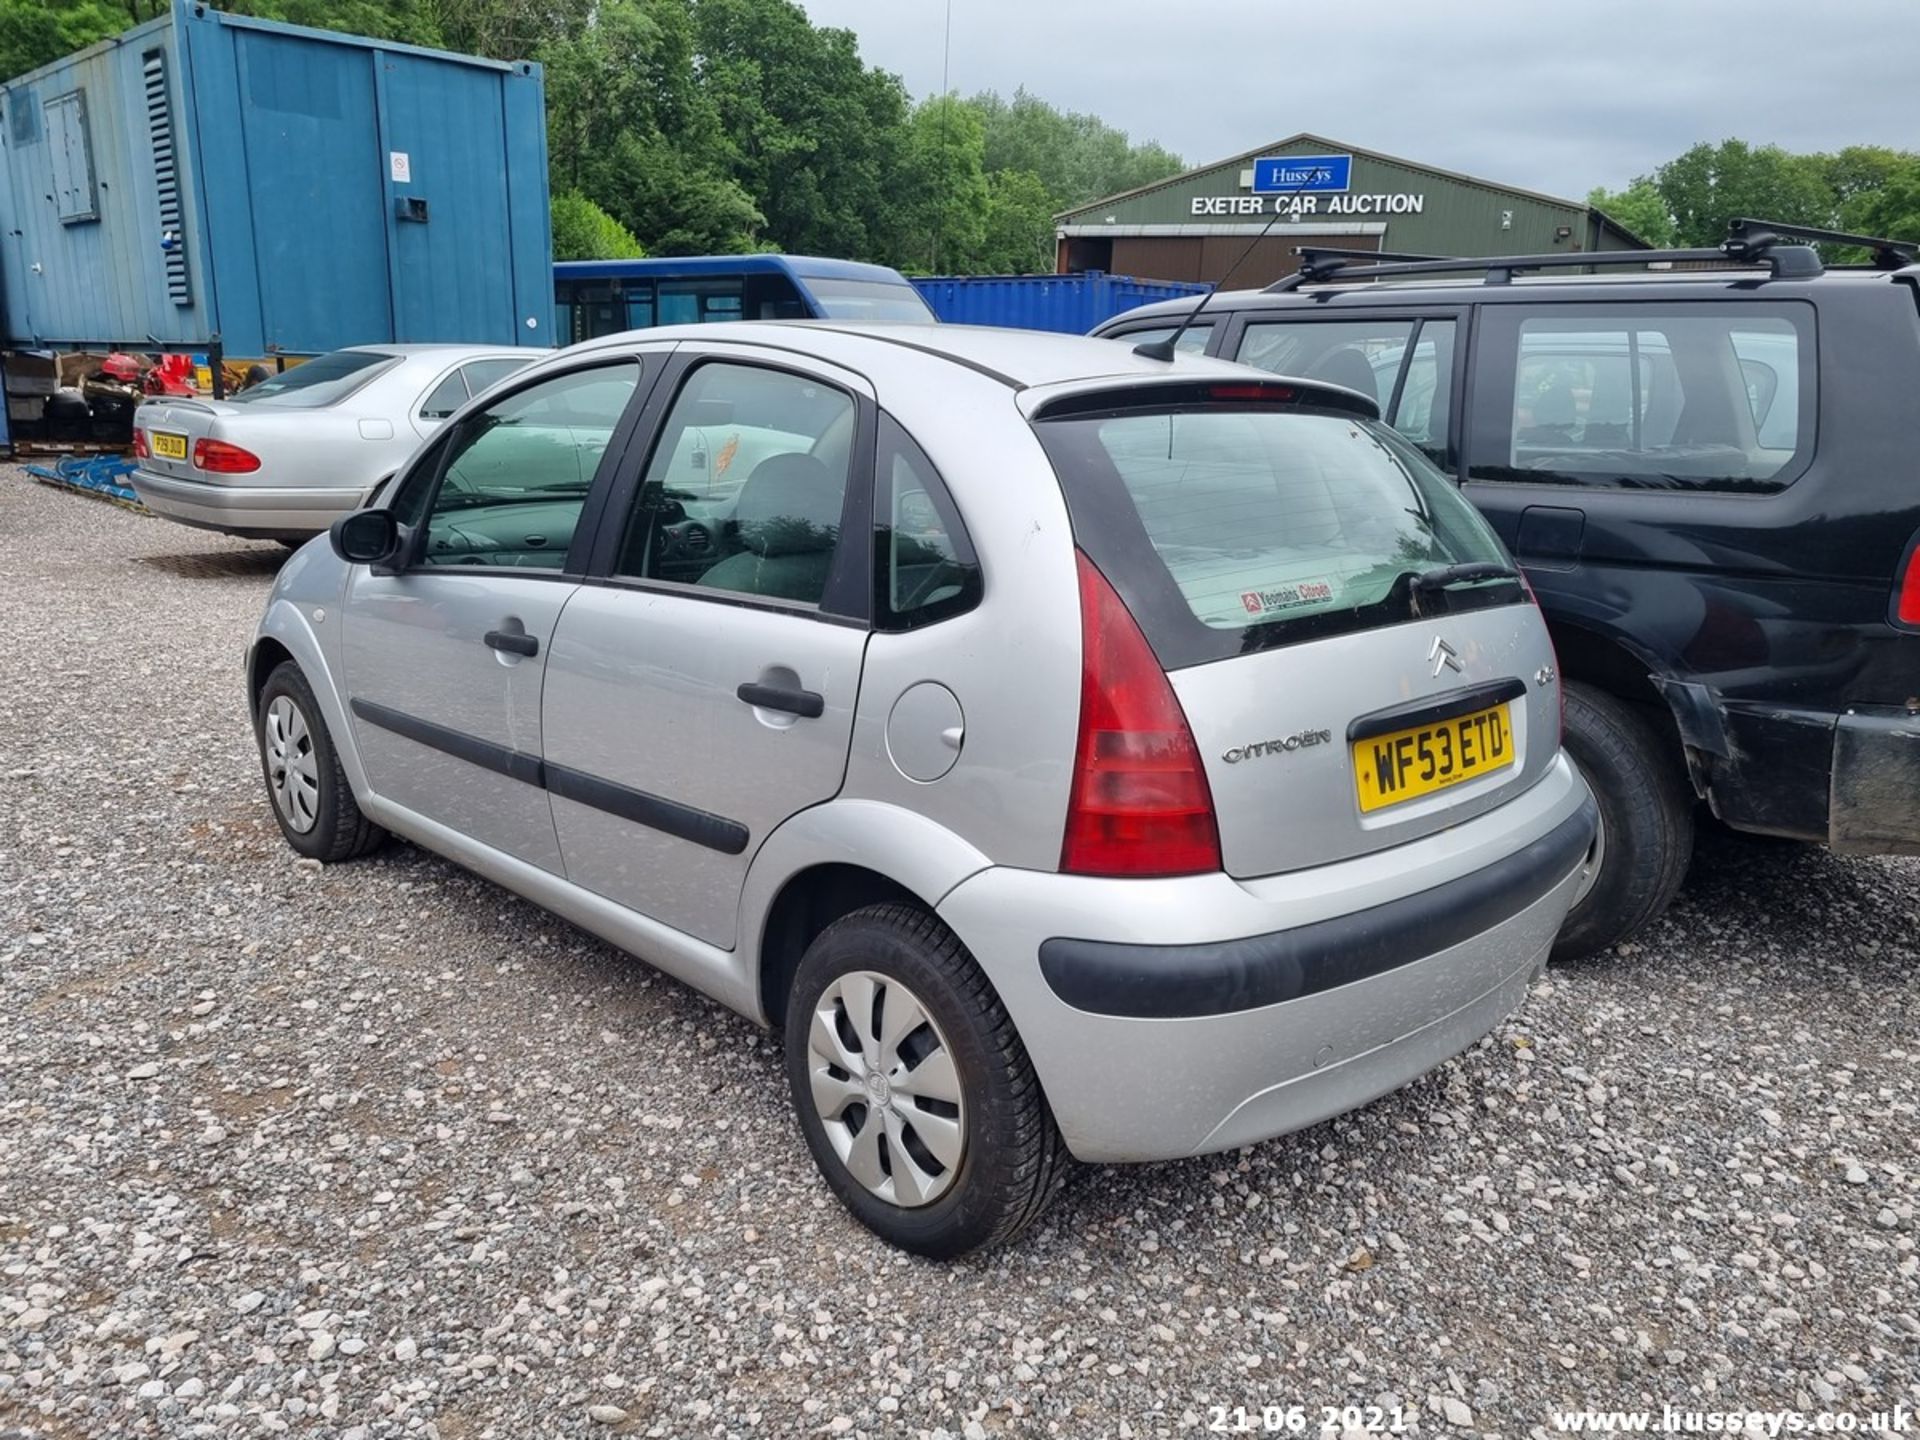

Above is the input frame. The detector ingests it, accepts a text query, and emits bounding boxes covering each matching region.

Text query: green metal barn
[1055,132,1646,286]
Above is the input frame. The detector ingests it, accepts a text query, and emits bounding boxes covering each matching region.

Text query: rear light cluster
[1060,552,1221,878]
[192,438,261,474]
[131,428,150,459]
[1898,539,1920,627]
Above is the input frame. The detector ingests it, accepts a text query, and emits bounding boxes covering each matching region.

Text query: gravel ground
[1,469,1917,1440]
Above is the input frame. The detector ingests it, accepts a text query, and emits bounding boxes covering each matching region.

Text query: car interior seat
[697,453,845,602]
[1305,346,1380,406]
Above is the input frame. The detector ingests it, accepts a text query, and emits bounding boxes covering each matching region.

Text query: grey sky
[795,0,1919,199]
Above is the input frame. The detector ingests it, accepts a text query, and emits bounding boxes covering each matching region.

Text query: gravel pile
[2,471,1916,1439]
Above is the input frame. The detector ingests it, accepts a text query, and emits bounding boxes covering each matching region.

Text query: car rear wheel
[256,661,386,864]
[1551,682,1694,962]
[783,903,1070,1257]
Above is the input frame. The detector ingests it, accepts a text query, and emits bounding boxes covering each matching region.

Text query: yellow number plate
[152,431,189,461]
[1353,703,1515,813]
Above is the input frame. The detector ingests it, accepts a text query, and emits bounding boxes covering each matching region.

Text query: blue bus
[553,255,935,344]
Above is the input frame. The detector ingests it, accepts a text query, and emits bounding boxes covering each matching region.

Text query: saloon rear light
[1898,539,1920,627]
[1061,551,1221,878]
[131,427,150,460]
[192,438,261,474]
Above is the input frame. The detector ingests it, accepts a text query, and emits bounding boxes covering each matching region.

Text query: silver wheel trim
[263,695,321,835]
[1572,807,1607,909]
[806,969,967,1209]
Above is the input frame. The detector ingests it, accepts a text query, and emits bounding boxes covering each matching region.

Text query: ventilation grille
[143,51,190,306]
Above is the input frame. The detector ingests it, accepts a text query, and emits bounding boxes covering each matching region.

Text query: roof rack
[1264,221,1834,292]
[1727,216,1918,270]
[1289,246,1448,284]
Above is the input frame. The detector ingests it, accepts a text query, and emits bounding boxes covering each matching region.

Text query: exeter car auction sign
[1190,152,1427,218]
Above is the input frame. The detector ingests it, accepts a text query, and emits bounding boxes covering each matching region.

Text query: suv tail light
[1897,539,1920,627]
[131,427,150,460]
[1061,551,1221,877]
[192,438,261,474]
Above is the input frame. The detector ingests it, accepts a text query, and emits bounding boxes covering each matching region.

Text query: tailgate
[1171,605,1558,877]
[1031,385,1562,879]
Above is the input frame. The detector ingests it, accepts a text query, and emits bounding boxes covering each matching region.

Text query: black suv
[1096,220,1920,960]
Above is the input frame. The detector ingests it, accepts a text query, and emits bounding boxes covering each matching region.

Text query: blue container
[0,7,552,356]
[909,271,1210,334]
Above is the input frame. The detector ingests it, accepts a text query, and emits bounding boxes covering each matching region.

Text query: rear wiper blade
[1407,561,1521,615]
[1412,561,1518,592]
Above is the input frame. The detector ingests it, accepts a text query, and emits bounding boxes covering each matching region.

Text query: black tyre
[255,660,386,863]
[783,903,1071,1257]
[1552,681,1694,962]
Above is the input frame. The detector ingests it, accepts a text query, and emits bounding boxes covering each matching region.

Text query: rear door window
[1469,304,1813,492]
[1033,396,1519,668]
[1234,318,1456,464]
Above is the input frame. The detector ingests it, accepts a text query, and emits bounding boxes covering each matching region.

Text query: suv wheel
[256,661,386,864]
[783,903,1070,1257]
[1552,682,1694,961]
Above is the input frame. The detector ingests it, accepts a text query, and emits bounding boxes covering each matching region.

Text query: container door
[232,31,392,352]
[379,54,516,345]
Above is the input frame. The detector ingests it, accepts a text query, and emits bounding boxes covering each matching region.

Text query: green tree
[551,190,646,259]
[897,95,987,273]
[971,87,1182,210]
[0,0,158,81]
[1586,179,1677,247]
[975,168,1056,273]
[1652,139,1834,247]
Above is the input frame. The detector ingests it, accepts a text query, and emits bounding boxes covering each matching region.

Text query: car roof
[570,320,1266,390]
[552,254,915,285]
[347,344,540,359]
[1106,263,1920,325]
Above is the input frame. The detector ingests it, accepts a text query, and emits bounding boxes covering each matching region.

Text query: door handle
[737,681,824,719]
[485,629,539,657]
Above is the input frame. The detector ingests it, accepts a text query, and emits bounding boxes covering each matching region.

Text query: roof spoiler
[1028,375,1379,424]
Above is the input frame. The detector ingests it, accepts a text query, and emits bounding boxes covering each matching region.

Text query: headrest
[733,453,843,557]
[1306,347,1379,405]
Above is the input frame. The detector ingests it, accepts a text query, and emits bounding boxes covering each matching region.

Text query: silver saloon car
[130,344,536,544]
[247,323,1597,1256]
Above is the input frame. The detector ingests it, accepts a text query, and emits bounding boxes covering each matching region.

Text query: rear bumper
[1668,687,1920,853]
[938,755,1596,1163]
[1831,706,1920,855]
[129,468,362,539]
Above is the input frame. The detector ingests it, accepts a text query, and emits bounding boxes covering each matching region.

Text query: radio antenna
[1134,165,1328,362]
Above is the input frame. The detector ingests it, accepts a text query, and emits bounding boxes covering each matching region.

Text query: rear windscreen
[1034,405,1522,668]
[228,350,394,410]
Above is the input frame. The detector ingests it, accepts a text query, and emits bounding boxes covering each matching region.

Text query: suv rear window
[1469,303,1814,493]
[1035,400,1520,668]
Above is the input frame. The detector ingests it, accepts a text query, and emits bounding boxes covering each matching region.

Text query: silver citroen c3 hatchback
[249,322,1597,1256]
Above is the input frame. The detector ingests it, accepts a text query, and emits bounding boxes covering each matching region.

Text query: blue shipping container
[909,271,1209,334]
[0,6,552,356]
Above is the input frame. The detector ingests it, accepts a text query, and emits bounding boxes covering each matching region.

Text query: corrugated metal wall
[910,271,1210,333]
[0,8,553,354]
[0,17,216,347]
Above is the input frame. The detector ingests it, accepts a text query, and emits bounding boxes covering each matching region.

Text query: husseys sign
[1189,152,1425,217]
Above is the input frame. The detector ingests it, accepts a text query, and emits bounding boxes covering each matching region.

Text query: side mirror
[329,508,402,567]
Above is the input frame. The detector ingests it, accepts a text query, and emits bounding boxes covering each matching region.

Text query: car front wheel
[784,903,1070,1257]
[256,660,386,864]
